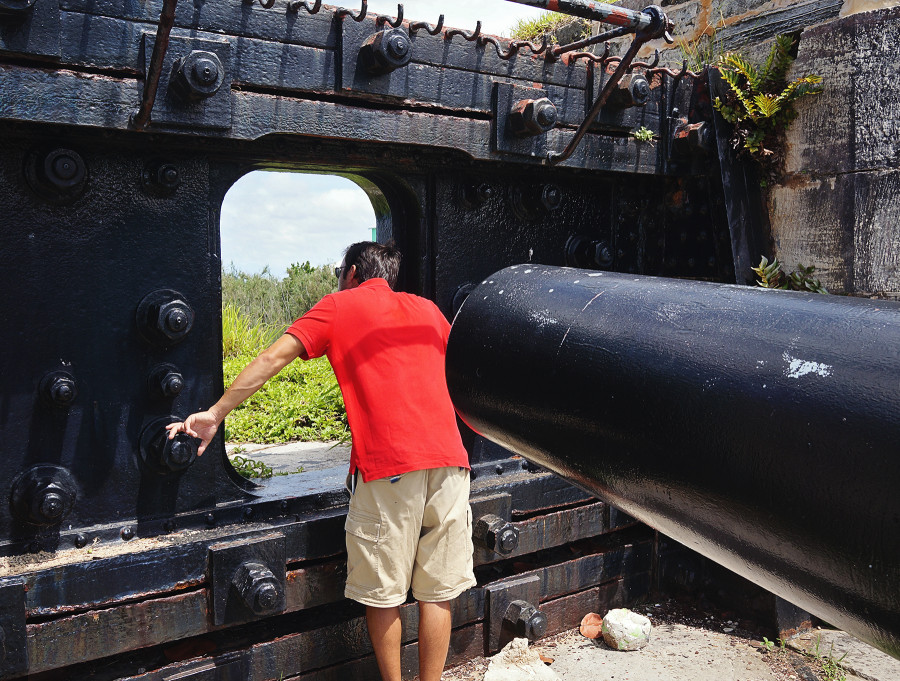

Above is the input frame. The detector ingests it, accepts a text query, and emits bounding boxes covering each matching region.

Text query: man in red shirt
[167,241,475,681]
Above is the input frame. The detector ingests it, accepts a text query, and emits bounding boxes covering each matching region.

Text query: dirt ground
[433,598,857,681]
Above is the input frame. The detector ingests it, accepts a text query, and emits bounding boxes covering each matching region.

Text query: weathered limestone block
[786,5,900,175]
[841,0,900,17]
[768,176,856,292]
[769,170,900,297]
[772,6,900,298]
[715,0,843,50]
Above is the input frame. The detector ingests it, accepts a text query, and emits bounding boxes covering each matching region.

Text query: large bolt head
[167,438,195,467]
[362,28,413,75]
[524,609,548,639]
[506,600,548,641]
[137,290,195,346]
[171,50,225,101]
[191,57,220,86]
[38,491,65,521]
[509,98,558,137]
[157,164,181,189]
[153,298,195,343]
[475,514,519,555]
[42,372,77,407]
[233,562,285,616]
[539,184,562,211]
[160,371,185,398]
[162,304,190,335]
[140,417,198,474]
[42,149,86,190]
[629,76,651,106]
[533,99,557,129]
[497,526,519,554]
[593,241,614,269]
[385,34,409,60]
[10,467,78,527]
[253,582,279,611]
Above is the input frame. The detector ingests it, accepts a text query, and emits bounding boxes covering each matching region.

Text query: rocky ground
[432,598,888,681]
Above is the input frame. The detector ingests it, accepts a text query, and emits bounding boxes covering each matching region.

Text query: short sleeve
[285,295,336,360]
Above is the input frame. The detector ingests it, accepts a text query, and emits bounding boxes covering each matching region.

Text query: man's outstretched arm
[166,333,306,455]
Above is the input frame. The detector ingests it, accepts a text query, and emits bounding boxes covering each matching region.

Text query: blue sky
[220,0,549,274]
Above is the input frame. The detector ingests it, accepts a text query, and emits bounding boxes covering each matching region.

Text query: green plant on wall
[752,256,828,294]
[509,14,590,42]
[714,35,823,175]
[632,126,654,144]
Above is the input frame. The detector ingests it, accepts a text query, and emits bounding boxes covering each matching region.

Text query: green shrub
[222,261,336,331]
[222,270,348,445]
[222,302,279,359]
[224,353,349,443]
[509,13,589,43]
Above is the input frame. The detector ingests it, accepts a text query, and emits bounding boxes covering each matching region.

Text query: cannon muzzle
[447,265,900,658]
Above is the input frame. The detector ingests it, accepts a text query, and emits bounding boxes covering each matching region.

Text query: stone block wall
[770,5,900,297]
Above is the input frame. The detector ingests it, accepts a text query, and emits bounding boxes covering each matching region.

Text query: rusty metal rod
[504,0,653,30]
[132,0,178,131]
[546,32,644,164]
[551,24,631,57]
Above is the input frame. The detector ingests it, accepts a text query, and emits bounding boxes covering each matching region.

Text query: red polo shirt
[285,278,469,482]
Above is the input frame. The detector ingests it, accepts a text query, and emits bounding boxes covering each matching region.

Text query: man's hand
[163,334,305,458]
[166,411,219,456]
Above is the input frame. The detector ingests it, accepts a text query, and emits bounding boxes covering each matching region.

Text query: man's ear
[347,264,360,287]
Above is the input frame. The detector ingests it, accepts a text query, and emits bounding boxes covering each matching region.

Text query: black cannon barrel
[446,265,900,658]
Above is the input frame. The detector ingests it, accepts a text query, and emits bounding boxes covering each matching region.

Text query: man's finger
[166,422,184,439]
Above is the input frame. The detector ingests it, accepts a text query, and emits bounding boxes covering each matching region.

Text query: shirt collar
[359,278,391,289]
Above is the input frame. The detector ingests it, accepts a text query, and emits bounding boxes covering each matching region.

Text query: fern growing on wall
[714,35,823,177]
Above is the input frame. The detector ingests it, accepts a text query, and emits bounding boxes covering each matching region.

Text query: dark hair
[343,241,401,289]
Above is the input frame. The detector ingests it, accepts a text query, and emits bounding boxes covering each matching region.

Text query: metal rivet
[74,533,88,548]
[121,526,134,541]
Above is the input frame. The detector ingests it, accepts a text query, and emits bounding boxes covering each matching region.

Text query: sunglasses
[334,266,344,278]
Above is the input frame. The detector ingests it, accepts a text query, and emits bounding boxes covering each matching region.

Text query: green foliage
[222,261,337,332]
[224,349,349,444]
[676,13,726,72]
[227,453,305,479]
[222,278,349,446]
[229,454,274,478]
[714,35,823,173]
[632,126,654,143]
[222,303,279,359]
[509,13,590,43]
[811,636,847,681]
[762,637,775,652]
[752,256,828,294]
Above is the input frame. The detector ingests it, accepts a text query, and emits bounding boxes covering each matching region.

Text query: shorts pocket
[345,507,382,543]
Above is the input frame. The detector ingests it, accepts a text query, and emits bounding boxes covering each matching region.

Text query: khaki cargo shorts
[344,466,476,608]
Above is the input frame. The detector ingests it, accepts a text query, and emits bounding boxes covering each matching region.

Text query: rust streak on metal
[132,0,178,131]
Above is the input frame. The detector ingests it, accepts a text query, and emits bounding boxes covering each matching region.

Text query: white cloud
[221,172,376,275]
